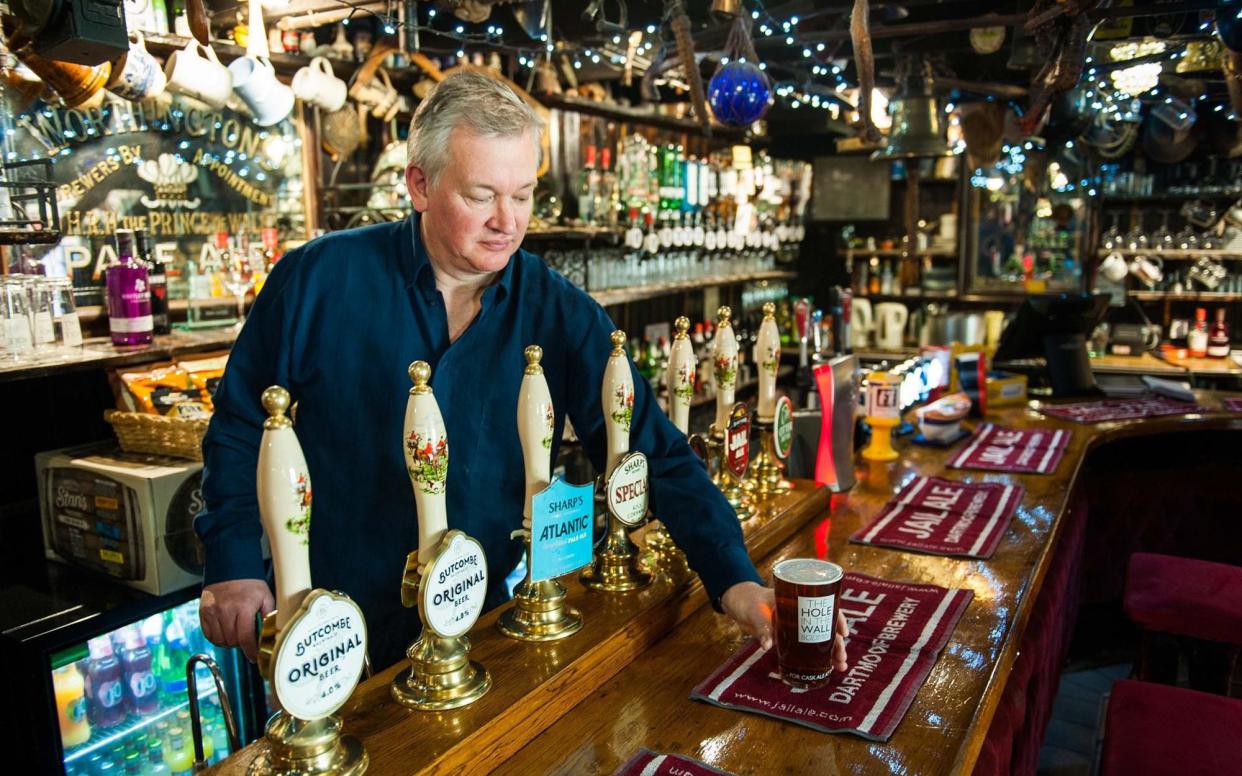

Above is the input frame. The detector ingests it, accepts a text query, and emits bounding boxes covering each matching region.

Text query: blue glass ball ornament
[707,61,772,127]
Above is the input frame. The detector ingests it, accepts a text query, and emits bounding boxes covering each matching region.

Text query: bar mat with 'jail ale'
[851,476,1024,559]
[1220,398,1242,413]
[946,423,1070,474]
[690,574,973,741]
[1036,397,1209,423]
[613,749,737,776]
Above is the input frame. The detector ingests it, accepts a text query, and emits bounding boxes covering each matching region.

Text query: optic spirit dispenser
[391,362,492,710]
[254,386,368,776]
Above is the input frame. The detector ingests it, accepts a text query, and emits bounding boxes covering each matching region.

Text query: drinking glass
[223,249,257,325]
[773,558,843,690]
[48,277,82,350]
[2,276,34,359]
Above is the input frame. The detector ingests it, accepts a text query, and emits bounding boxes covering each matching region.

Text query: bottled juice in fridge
[86,636,127,729]
[120,627,159,717]
[53,663,91,747]
[146,739,171,775]
[164,727,193,776]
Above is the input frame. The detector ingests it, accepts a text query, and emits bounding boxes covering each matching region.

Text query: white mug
[1099,251,1128,283]
[1128,255,1163,287]
[292,57,347,112]
[164,41,233,109]
[229,55,295,126]
[107,32,166,101]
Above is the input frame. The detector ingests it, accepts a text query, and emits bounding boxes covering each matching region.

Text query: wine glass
[1150,210,1174,252]
[223,248,256,326]
[1100,214,1123,251]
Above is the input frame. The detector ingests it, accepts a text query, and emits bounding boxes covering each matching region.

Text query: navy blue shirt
[197,215,761,669]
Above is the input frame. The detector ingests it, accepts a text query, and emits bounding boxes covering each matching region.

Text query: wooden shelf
[1101,192,1242,203]
[851,291,1026,305]
[524,225,623,242]
[0,327,237,384]
[1097,249,1242,260]
[536,93,748,140]
[845,247,956,258]
[1129,291,1242,302]
[589,270,795,307]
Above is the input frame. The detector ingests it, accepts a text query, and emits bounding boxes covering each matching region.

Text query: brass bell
[710,0,741,21]
[872,60,950,160]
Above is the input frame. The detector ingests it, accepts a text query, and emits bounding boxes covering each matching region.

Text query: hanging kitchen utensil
[511,0,550,41]
[668,0,710,134]
[186,0,210,46]
[582,0,626,36]
[321,101,361,160]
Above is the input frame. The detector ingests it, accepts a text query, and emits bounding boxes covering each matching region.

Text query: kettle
[919,304,949,346]
[852,298,874,350]
[874,302,908,351]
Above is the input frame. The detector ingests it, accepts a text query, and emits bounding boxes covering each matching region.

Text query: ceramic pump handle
[755,302,781,422]
[712,306,738,434]
[256,386,313,631]
[517,345,554,530]
[665,316,695,435]
[404,361,449,565]
[602,330,634,477]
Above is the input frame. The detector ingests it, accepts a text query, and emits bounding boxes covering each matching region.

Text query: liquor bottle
[1208,308,1230,358]
[577,145,598,225]
[85,636,126,729]
[105,230,154,346]
[135,229,170,335]
[1188,307,1208,358]
[598,147,618,228]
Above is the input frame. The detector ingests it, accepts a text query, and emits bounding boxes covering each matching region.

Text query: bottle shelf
[844,247,957,258]
[1129,291,1242,302]
[1096,249,1242,260]
[589,270,796,307]
[62,683,220,766]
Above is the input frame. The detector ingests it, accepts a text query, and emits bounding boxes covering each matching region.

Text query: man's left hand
[721,581,849,672]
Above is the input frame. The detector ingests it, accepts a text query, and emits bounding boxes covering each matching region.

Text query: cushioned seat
[1124,552,1242,645]
[1101,679,1242,776]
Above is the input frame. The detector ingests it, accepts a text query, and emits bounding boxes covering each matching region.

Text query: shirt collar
[405,212,517,304]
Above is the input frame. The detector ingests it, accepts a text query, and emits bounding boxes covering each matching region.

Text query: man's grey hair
[406,71,545,185]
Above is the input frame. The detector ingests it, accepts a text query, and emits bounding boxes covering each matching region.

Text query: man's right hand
[200,579,275,663]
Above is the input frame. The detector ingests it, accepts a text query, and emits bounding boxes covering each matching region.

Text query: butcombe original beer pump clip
[706,307,755,521]
[497,345,586,641]
[392,362,492,710]
[254,387,368,776]
[644,315,695,565]
[744,302,793,500]
[580,330,654,592]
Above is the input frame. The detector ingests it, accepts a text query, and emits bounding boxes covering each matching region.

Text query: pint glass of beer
[773,558,844,689]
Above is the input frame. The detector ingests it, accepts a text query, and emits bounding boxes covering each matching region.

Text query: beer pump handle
[517,345,554,530]
[712,306,738,435]
[257,386,314,631]
[665,316,695,435]
[755,302,781,423]
[601,330,634,477]
[404,361,449,566]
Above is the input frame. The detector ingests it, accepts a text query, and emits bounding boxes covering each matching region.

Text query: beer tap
[253,386,367,776]
[645,316,694,564]
[706,307,754,521]
[744,302,791,500]
[497,345,585,641]
[581,330,654,592]
[392,362,492,710]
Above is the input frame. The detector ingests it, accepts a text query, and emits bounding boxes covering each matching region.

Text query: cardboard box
[986,371,1029,408]
[36,443,206,595]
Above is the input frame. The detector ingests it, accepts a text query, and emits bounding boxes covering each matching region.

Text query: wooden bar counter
[211,394,1242,776]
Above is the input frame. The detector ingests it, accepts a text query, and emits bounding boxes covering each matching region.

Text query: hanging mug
[229,56,295,126]
[164,41,233,109]
[292,57,347,112]
[107,31,167,101]
[1099,251,1129,283]
[1128,255,1164,287]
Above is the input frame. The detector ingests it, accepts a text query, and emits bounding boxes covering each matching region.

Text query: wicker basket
[104,410,209,461]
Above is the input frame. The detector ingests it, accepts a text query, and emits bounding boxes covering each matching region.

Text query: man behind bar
[196,72,847,670]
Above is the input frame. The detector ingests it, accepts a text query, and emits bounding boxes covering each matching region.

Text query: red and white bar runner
[613,750,736,776]
[1037,397,1208,423]
[1219,398,1242,413]
[851,476,1024,559]
[691,574,973,741]
[947,423,1070,474]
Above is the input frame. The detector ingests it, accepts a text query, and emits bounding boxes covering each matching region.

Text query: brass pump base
[497,578,583,641]
[707,431,755,521]
[391,633,491,711]
[642,521,684,568]
[580,513,652,591]
[247,713,367,776]
[745,420,791,501]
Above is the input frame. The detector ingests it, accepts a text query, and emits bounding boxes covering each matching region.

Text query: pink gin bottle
[105,229,154,346]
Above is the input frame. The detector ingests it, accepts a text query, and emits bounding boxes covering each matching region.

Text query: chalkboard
[810,156,891,221]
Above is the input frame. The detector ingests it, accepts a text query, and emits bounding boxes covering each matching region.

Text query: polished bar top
[209,480,832,775]
[495,394,1242,776]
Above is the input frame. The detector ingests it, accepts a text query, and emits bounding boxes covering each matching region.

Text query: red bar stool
[1124,552,1242,694]
[1101,679,1242,776]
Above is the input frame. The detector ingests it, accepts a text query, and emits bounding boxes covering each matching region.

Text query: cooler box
[36,444,207,595]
